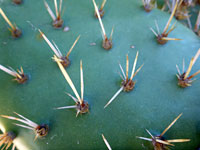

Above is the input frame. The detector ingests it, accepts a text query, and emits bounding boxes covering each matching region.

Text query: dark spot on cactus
[142,0,155,12]
[76,100,89,114]
[0,131,16,149]
[177,72,191,88]
[157,34,168,45]
[95,9,105,18]
[11,28,22,38]
[181,0,192,7]
[7,131,16,140]
[16,73,28,84]
[36,124,49,137]
[53,19,64,28]
[13,0,22,5]
[173,1,190,20]
[175,10,189,20]
[121,79,135,92]
[60,57,70,68]
[152,136,166,150]
[102,38,112,50]
[144,4,153,12]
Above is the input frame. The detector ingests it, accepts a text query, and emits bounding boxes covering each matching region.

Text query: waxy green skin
[0,0,200,149]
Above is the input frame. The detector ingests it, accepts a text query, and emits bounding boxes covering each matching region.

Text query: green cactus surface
[0,0,200,149]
